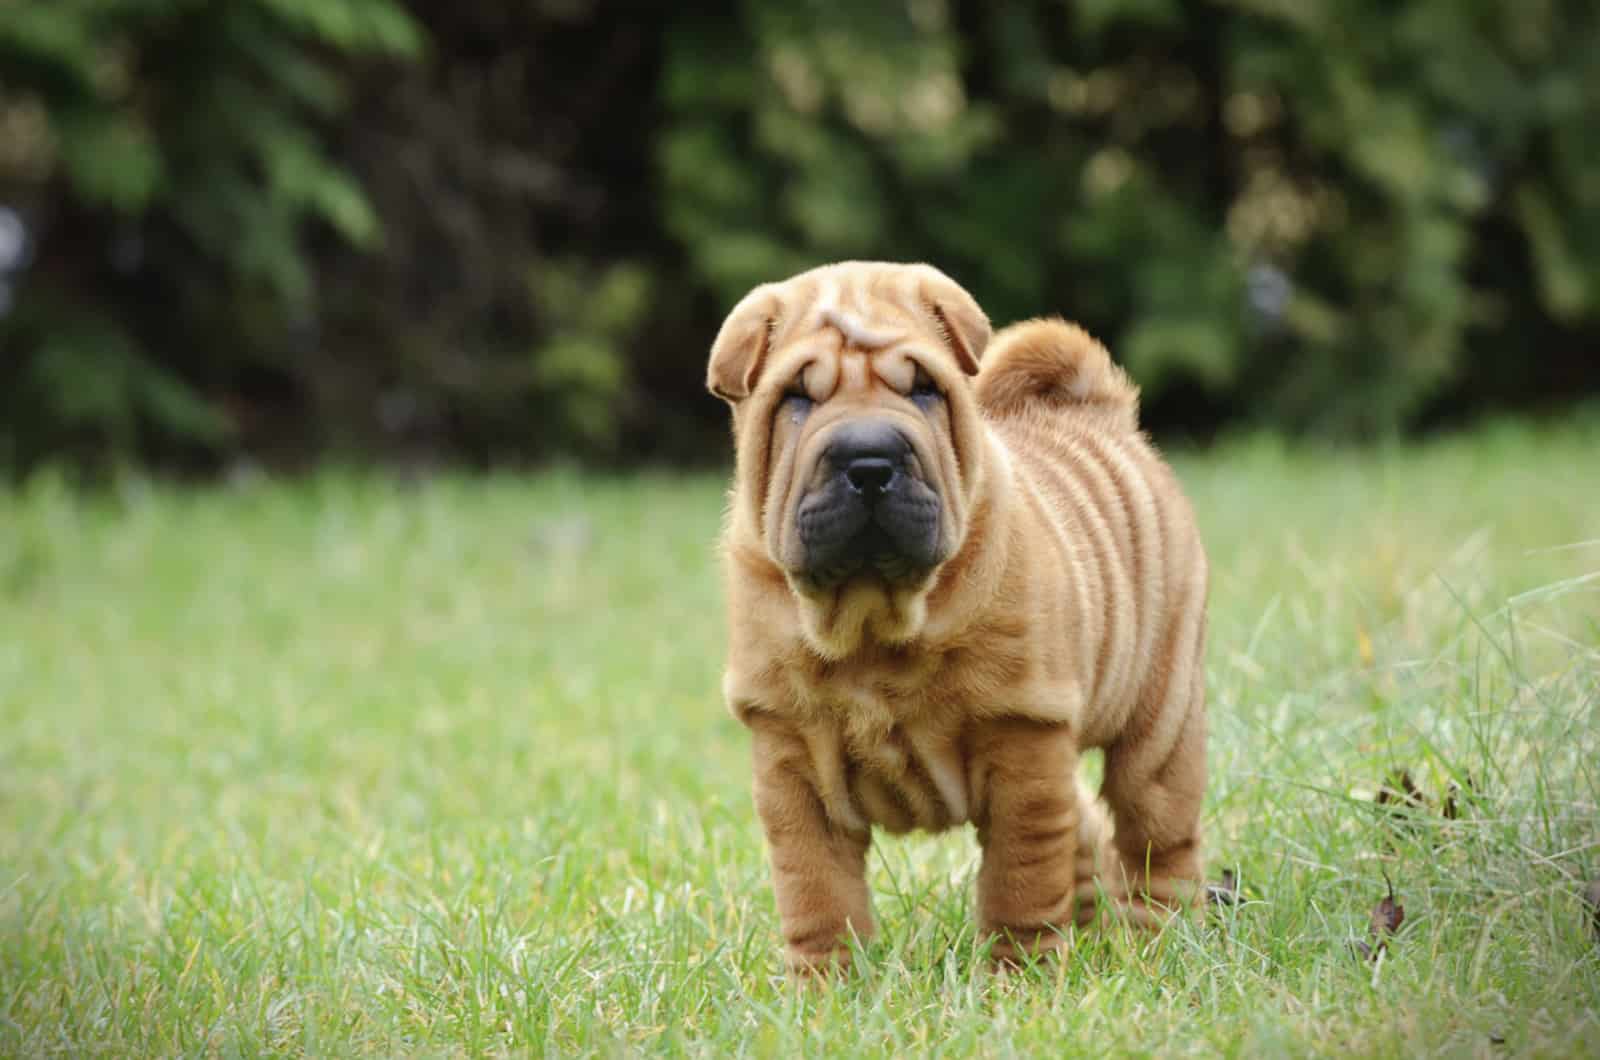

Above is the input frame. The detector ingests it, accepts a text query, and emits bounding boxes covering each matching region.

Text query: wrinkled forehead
[767,268,939,395]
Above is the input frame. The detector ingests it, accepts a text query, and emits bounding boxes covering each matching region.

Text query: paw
[782,925,870,978]
[983,923,1074,968]
[785,946,854,979]
[1104,874,1204,931]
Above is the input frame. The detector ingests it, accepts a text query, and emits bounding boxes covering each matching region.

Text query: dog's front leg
[973,718,1083,964]
[748,717,873,973]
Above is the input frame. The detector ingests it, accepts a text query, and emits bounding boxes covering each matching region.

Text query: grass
[2,415,1598,1057]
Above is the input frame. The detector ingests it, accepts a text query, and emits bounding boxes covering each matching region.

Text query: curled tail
[975,318,1139,431]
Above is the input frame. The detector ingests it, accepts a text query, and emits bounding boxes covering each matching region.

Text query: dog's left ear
[707,283,785,403]
[912,266,991,376]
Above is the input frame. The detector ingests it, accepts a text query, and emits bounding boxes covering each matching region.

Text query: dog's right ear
[707,284,784,403]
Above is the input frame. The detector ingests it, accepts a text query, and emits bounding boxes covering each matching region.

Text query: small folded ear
[913,266,991,376]
[707,284,785,403]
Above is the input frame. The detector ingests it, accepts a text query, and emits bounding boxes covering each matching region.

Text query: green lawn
[3,418,1599,1057]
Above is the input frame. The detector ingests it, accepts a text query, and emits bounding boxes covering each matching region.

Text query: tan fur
[709,262,1208,972]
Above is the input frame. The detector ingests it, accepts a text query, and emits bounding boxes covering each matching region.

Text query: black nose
[827,420,910,497]
[845,457,895,495]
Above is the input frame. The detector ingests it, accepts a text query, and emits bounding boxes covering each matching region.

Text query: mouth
[795,485,943,590]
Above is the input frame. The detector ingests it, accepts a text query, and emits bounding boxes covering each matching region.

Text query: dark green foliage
[0,0,420,467]
[661,0,1600,440]
[3,1,1599,471]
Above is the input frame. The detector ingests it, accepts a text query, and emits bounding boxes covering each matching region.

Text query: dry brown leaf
[1370,891,1405,938]
[1206,868,1240,907]
[1359,872,1405,962]
[1441,773,1479,821]
[1376,769,1425,812]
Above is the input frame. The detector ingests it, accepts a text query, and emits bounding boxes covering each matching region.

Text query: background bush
[2,0,1598,472]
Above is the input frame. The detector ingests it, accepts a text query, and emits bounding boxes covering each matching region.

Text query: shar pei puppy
[707,261,1208,971]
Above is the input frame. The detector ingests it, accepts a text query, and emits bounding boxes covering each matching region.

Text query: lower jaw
[801,531,938,589]
[798,560,935,593]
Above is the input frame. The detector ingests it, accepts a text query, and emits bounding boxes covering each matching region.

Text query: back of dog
[975,318,1209,919]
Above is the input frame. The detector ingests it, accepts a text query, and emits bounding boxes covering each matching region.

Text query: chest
[746,638,1025,835]
[797,710,974,835]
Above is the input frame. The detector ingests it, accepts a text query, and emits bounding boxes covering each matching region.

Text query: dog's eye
[781,387,814,422]
[910,369,942,411]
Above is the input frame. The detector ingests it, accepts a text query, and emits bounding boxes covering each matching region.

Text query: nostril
[845,457,896,495]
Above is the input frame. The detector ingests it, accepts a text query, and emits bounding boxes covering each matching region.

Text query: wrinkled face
[708,263,992,654]
[767,338,955,589]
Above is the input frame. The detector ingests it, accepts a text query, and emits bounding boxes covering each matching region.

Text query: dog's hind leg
[1101,631,1207,929]
[1071,775,1122,925]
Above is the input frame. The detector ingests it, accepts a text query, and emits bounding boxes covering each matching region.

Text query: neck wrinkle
[923,429,1014,645]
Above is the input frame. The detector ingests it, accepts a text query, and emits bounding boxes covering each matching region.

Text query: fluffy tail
[975,318,1139,431]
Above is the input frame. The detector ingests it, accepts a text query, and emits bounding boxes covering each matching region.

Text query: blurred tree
[3,0,1598,472]
[1214,0,1600,434]
[0,0,420,466]
[660,0,1600,439]
[307,3,672,462]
